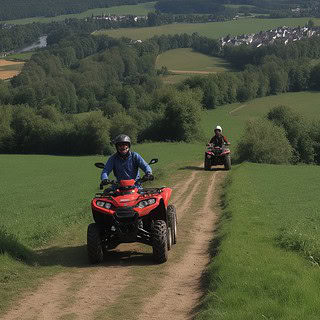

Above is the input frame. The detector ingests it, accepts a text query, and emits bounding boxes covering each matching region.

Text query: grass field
[202,91,320,146]
[7,52,34,60]
[0,59,25,80]
[196,163,320,319]
[2,2,156,25]
[156,48,233,72]
[95,17,320,40]
[224,4,256,9]
[156,48,234,84]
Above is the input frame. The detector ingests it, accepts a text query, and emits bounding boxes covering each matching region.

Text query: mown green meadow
[156,48,234,84]
[2,2,156,25]
[156,48,233,73]
[96,17,320,40]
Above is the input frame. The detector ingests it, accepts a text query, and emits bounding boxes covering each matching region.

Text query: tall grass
[197,162,320,319]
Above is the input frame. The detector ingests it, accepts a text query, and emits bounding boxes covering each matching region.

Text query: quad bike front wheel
[87,223,104,264]
[167,204,177,244]
[152,220,168,263]
[204,156,211,171]
[224,155,231,170]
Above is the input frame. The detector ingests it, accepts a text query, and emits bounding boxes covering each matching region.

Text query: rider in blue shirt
[101,134,152,184]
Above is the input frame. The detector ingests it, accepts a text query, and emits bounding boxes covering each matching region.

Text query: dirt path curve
[1,168,224,320]
[229,104,247,115]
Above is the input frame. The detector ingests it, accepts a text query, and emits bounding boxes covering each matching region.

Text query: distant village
[219,25,320,48]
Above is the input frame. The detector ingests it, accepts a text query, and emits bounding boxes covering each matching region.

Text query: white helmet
[215,125,222,133]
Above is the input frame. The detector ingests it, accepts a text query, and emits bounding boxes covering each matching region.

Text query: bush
[267,106,315,164]
[236,118,293,164]
[160,88,204,142]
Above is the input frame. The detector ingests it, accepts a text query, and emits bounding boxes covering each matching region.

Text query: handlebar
[99,174,154,190]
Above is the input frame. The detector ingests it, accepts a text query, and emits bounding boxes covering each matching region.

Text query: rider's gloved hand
[143,173,154,181]
[100,179,110,189]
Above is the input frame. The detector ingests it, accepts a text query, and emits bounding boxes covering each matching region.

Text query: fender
[161,188,172,208]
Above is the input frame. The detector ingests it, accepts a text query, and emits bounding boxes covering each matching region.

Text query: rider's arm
[134,153,152,175]
[101,156,114,180]
[209,136,214,144]
[223,136,229,144]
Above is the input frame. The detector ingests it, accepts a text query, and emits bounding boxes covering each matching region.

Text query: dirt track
[1,167,225,320]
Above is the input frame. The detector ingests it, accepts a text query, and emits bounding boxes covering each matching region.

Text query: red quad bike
[204,143,231,171]
[88,159,177,264]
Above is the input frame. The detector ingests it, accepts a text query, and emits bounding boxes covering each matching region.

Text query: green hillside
[96,17,320,40]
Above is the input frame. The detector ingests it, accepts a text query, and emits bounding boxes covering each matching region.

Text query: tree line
[0,32,204,154]
[2,27,320,156]
[0,0,149,21]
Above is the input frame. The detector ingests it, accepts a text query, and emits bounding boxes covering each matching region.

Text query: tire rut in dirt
[167,204,177,244]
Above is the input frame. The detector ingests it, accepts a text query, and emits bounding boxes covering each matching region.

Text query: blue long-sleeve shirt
[101,151,152,181]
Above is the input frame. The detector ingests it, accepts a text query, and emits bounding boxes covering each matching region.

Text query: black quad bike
[204,143,231,170]
[87,159,177,264]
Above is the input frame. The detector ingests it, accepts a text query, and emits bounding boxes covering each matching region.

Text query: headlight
[104,202,112,209]
[96,201,105,207]
[137,198,156,209]
[96,201,112,209]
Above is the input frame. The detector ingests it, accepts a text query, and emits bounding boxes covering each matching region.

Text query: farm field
[156,48,234,84]
[2,2,156,25]
[0,59,24,80]
[156,48,233,73]
[95,17,320,40]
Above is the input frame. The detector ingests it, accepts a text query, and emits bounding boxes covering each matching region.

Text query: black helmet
[113,134,131,147]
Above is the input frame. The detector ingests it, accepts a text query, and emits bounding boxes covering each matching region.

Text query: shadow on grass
[178,166,228,171]
[178,166,204,171]
[36,245,155,268]
[0,225,36,265]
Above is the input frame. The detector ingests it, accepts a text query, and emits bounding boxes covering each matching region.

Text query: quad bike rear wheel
[167,204,177,244]
[152,220,168,263]
[224,155,231,170]
[204,156,211,171]
[87,223,104,264]
[167,226,172,251]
